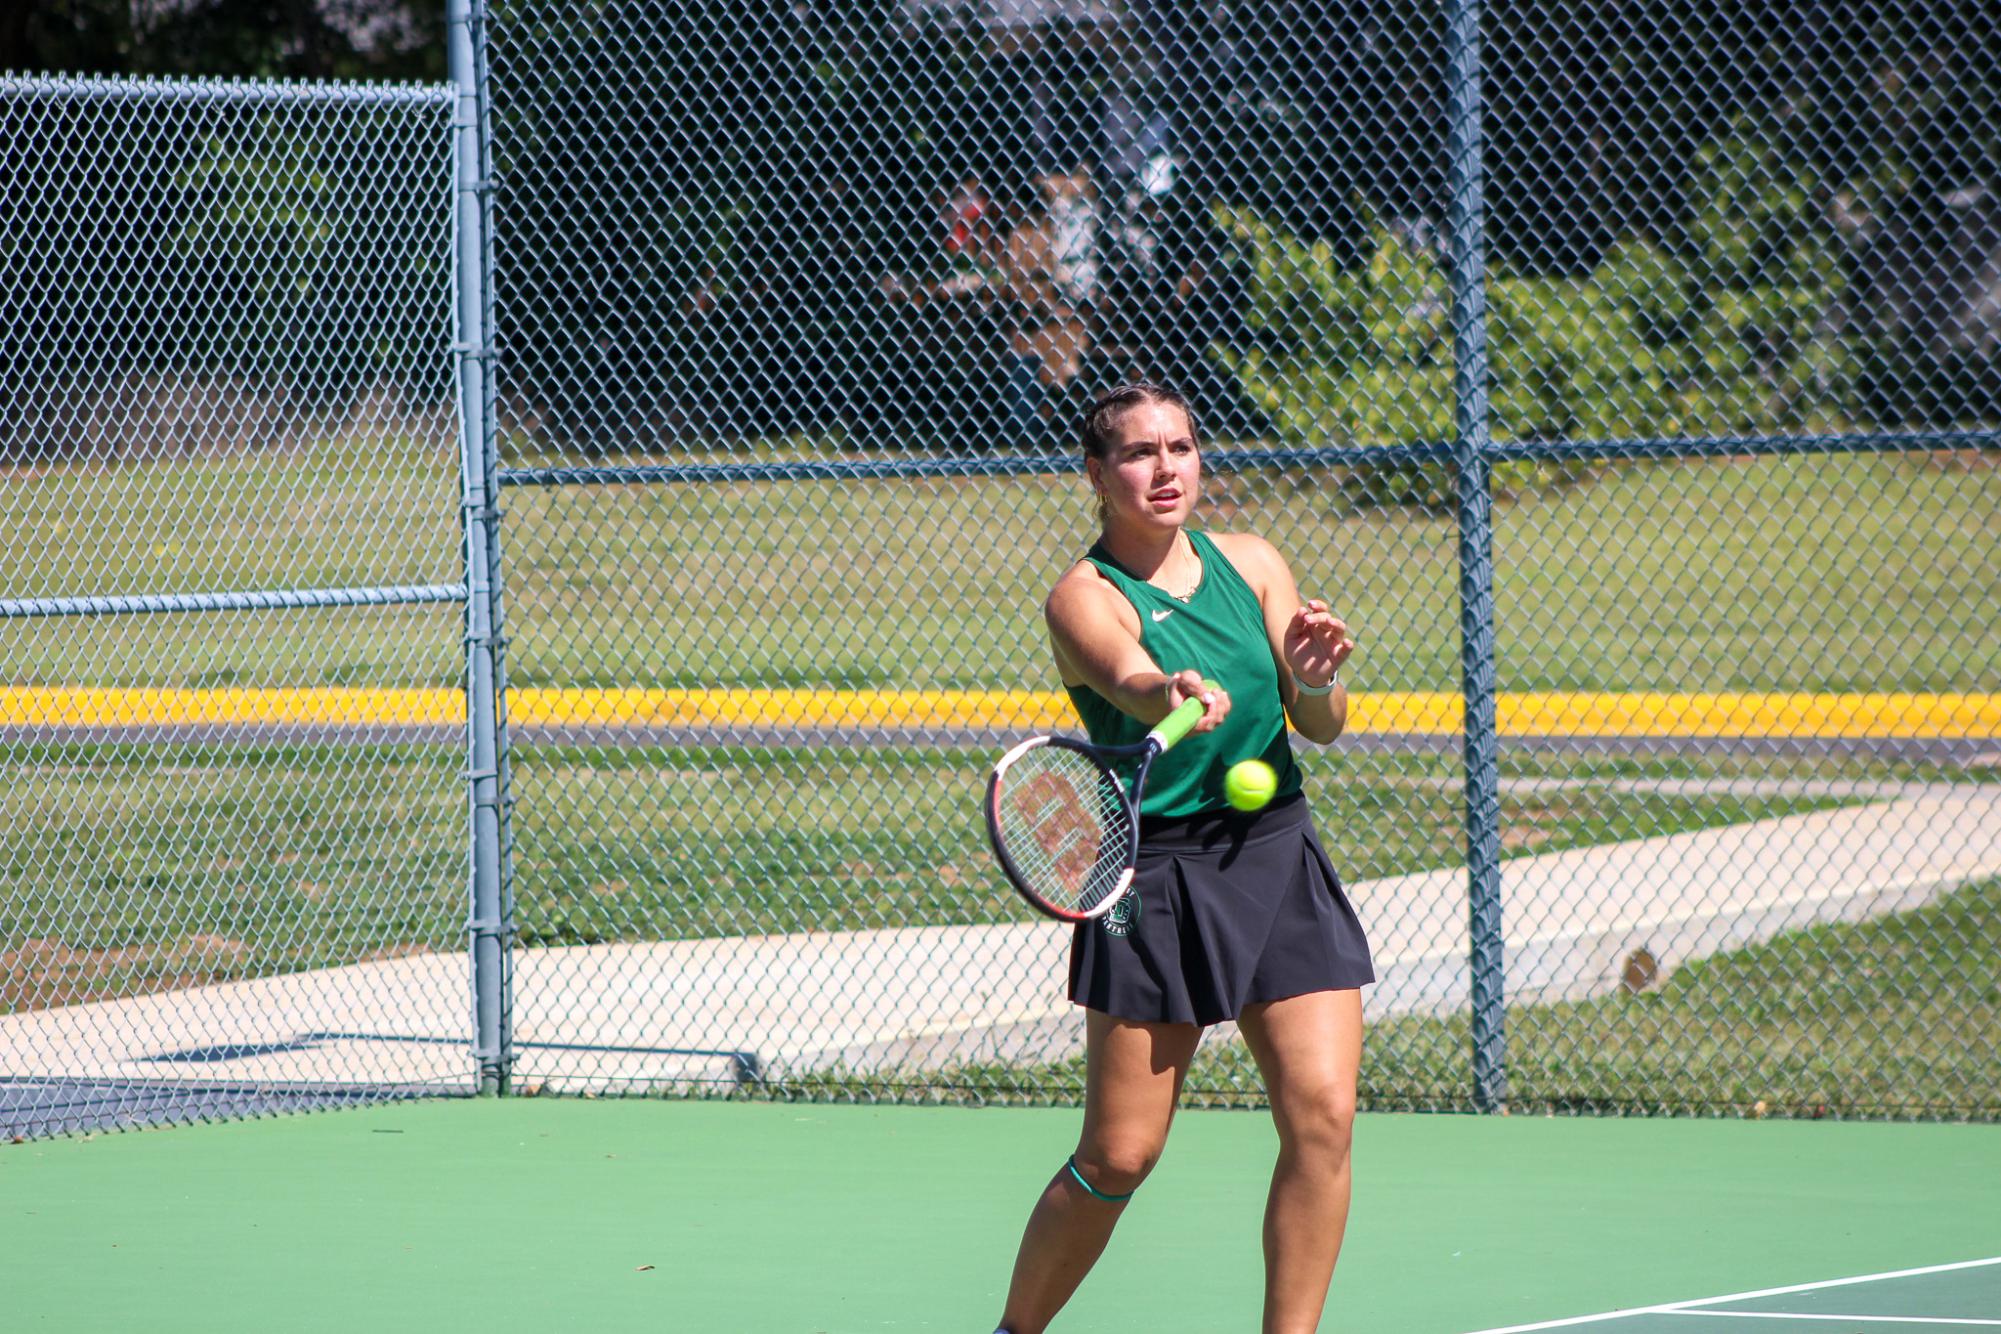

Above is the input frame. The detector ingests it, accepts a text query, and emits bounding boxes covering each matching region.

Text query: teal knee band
[1064,1155,1135,1203]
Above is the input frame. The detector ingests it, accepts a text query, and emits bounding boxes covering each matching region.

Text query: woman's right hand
[1164,670,1230,733]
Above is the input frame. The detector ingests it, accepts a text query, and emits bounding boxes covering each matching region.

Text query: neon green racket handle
[1148,691,1209,751]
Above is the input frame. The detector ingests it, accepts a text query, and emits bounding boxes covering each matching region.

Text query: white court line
[1677,1313,2001,1326]
[1459,1256,2001,1334]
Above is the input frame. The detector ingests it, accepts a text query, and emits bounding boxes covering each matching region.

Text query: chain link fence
[5,2,1999,1136]
[0,73,471,1135]
[479,0,1999,1117]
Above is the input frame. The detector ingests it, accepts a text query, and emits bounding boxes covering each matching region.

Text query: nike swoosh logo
[1150,609,1173,622]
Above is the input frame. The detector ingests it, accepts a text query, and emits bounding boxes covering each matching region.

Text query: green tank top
[1065,529,1303,818]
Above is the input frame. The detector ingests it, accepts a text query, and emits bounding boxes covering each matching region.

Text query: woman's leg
[995,1009,1202,1334]
[1236,988,1364,1334]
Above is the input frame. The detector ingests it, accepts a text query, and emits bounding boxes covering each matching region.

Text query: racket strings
[994,745,1132,913]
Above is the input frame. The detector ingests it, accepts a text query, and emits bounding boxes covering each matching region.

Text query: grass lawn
[1352,876,2001,1119]
[0,741,463,1013]
[1,447,1995,694]
[497,446,2001,694]
[1352,874,2001,1120]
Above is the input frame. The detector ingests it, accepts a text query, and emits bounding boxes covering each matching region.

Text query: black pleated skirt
[1068,793,1374,1026]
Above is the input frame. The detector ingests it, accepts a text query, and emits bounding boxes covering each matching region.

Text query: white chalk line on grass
[1458,1255,2001,1334]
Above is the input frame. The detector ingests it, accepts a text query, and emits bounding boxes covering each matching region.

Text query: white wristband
[1293,673,1337,696]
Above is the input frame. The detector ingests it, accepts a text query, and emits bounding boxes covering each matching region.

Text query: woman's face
[1091,400,1200,532]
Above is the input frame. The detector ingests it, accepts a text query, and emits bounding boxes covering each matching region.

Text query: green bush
[1221,212,1633,503]
[1488,272,1670,446]
[1681,124,1852,434]
[1219,147,1860,508]
[1597,239,1698,349]
[1222,209,1452,466]
[171,113,448,407]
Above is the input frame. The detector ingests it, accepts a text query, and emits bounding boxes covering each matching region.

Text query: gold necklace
[1157,536,1202,602]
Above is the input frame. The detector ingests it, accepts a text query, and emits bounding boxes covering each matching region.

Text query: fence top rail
[499,431,2001,487]
[0,70,454,107]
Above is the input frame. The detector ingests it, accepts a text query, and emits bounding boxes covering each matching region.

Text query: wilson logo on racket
[983,694,1207,923]
[1009,772,1102,898]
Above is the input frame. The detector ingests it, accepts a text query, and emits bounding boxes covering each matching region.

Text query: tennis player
[992,383,1373,1334]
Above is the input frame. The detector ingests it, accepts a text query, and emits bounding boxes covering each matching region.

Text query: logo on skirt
[1101,890,1140,937]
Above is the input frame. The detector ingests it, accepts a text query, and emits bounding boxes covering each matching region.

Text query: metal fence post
[1445,0,1506,1111]
[449,0,513,1095]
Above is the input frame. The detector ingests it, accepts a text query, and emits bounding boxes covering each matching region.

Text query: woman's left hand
[1283,599,1356,690]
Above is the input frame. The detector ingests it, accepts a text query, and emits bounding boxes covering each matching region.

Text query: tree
[3,0,444,82]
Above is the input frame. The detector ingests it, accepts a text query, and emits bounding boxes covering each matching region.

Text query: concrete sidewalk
[5,786,1997,1107]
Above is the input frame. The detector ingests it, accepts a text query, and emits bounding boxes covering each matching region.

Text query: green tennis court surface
[4,1100,1994,1333]
[1464,1260,2001,1332]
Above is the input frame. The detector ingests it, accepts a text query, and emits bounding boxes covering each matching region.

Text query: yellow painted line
[1494,691,2001,741]
[507,689,1076,731]
[2,687,1996,740]
[0,687,466,727]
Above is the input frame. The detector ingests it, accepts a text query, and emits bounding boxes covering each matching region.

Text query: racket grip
[1147,687,1212,751]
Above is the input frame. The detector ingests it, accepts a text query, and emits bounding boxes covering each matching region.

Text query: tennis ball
[1223,759,1277,812]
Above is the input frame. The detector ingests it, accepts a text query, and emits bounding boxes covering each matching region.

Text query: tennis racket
[984,695,1208,922]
